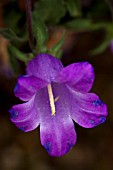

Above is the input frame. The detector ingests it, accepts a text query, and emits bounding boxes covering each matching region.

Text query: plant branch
[25,0,35,50]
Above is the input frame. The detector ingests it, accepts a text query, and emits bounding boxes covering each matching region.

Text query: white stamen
[47,84,55,116]
[55,96,60,102]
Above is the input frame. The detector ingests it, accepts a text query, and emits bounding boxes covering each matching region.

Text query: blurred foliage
[0,0,113,72]
[87,0,110,19]
[33,0,66,24]
[48,31,66,58]
[3,1,26,37]
[0,28,26,44]
[65,0,81,17]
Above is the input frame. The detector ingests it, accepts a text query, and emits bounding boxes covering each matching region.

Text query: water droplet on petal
[44,142,51,153]
[9,109,18,119]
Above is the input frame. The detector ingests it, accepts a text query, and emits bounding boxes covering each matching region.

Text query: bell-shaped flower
[9,54,108,157]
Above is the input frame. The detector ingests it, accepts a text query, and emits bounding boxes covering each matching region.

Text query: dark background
[0,0,113,170]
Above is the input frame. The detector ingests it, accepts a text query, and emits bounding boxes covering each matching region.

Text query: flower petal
[40,118,76,157]
[55,62,94,92]
[14,75,48,101]
[9,95,40,132]
[70,91,108,128]
[34,83,76,157]
[27,54,63,82]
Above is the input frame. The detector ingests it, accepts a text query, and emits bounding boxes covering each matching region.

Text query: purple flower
[9,54,108,157]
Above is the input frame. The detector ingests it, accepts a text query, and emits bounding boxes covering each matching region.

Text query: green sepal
[49,32,65,57]
[55,50,63,59]
[32,15,48,53]
[8,45,28,63]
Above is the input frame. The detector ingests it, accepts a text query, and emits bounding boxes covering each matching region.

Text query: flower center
[47,84,56,116]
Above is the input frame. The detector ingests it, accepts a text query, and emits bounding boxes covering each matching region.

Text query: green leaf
[65,0,81,17]
[65,19,107,32]
[33,0,66,24]
[66,19,93,31]
[66,19,91,31]
[0,28,26,43]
